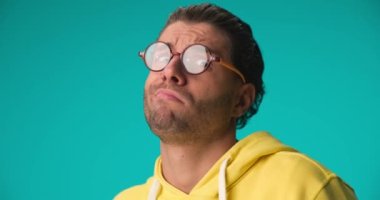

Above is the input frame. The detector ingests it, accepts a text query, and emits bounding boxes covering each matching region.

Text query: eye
[195,58,207,66]
[183,55,206,66]
[156,55,170,63]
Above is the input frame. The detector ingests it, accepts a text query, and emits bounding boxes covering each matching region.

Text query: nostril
[171,76,180,83]
[161,58,187,85]
[160,68,185,85]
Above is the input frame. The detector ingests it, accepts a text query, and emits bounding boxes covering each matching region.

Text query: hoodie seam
[312,174,338,200]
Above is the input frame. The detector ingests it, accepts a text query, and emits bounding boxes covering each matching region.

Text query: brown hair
[163,3,265,129]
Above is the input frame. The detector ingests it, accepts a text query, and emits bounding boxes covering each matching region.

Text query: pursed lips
[155,88,184,103]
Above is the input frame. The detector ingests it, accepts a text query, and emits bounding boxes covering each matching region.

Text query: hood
[148,131,297,200]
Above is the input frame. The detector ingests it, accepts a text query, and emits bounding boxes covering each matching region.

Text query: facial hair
[143,83,235,145]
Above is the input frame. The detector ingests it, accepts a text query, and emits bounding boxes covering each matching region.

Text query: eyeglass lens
[144,42,210,74]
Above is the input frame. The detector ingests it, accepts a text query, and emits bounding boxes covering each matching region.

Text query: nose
[161,53,187,86]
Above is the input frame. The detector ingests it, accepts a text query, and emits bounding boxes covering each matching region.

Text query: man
[115,3,356,200]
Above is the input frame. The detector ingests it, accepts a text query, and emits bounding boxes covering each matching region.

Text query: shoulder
[257,151,356,199]
[270,151,334,177]
[113,178,153,200]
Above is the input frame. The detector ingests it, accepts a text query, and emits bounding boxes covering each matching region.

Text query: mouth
[155,88,185,103]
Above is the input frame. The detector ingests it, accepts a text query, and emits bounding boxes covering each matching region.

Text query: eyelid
[156,41,175,52]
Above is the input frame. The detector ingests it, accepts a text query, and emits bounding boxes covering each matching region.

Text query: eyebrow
[157,40,224,58]
[158,33,209,51]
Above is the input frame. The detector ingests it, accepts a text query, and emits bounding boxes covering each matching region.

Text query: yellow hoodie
[115,131,357,200]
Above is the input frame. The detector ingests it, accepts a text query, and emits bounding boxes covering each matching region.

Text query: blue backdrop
[1,0,379,199]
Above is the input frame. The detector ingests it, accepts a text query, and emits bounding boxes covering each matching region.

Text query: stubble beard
[143,86,235,145]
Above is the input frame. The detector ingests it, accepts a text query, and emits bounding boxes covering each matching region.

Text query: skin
[143,21,255,193]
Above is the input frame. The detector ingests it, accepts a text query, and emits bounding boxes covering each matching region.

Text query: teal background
[1,0,379,199]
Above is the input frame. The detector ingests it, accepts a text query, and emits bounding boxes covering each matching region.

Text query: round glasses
[138,42,246,83]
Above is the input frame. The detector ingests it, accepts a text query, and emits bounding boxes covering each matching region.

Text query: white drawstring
[147,178,161,200]
[147,158,229,200]
[218,158,229,200]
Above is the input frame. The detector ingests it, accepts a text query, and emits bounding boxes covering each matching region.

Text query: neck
[159,129,237,194]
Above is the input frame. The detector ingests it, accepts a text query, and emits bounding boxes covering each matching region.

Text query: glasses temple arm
[219,60,246,83]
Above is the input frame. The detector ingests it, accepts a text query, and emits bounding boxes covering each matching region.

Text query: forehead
[158,21,231,56]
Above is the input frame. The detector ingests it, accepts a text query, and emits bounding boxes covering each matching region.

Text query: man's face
[143,21,242,145]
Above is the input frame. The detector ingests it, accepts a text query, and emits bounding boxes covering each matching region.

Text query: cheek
[145,72,158,89]
[188,81,217,102]
[191,72,230,98]
[192,78,237,107]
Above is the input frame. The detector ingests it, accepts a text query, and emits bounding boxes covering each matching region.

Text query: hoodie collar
[149,131,296,199]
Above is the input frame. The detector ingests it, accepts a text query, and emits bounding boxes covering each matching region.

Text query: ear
[232,84,256,118]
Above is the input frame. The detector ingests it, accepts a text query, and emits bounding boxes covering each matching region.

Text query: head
[142,3,264,144]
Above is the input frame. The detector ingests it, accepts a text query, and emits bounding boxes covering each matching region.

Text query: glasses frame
[138,41,246,83]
